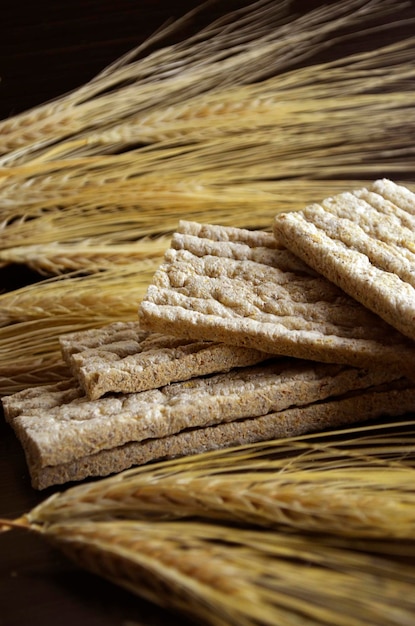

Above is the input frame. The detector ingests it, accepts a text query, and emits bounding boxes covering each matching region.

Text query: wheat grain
[0,238,168,274]
[0,4,412,277]
[44,520,415,626]
[3,517,415,626]
[13,57,414,159]
[1,98,414,255]
[0,264,158,324]
[37,41,415,155]
[0,179,369,255]
[3,420,415,623]
[0,362,72,394]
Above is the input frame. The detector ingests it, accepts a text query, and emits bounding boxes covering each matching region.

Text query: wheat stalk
[0,179,370,257]
[2,40,412,164]
[2,421,415,624]
[0,237,169,274]
[0,264,158,325]
[0,3,414,267]
[1,43,414,230]
[3,421,415,624]
[0,0,407,163]
[18,418,415,539]
[11,519,413,626]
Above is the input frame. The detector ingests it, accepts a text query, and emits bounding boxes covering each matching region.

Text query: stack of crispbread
[4,179,415,489]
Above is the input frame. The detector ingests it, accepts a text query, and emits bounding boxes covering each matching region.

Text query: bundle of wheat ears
[2,419,415,625]
[2,1,415,624]
[1,0,415,392]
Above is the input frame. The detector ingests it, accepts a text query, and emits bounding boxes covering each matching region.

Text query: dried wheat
[0,238,169,274]
[0,4,414,267]
[3,502,415,625]
[32,519,415,626]
[0,264,157,325]
[3,420,415,623]
[0,0,407,162]
[0,177,367,249]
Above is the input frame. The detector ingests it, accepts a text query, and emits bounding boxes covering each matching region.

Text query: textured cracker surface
[4,359,400,470]
[29,380,415,489]
[138,220,415,376]
[273,179,415,342]
[2,380,78,423]
[60,321,269,400]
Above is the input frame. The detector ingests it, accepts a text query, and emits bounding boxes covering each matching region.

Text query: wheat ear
[0,2,413,277]
[0,238,169,274]
[0,0,406,163]
[3,420,415,624]
[2,517,415,626]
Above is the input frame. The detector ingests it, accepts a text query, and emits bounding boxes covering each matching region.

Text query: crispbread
[25,379,415,489]
[2,380,76,423]
[60,321,269,400]
[3,358,402,480]
[273,179,415,342]
[138,220,415,377]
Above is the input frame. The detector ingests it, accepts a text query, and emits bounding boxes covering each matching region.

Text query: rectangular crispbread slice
[21,379,415,489]
[3,359,405,485]
[273,179,415,342]
[138,221,415,378]
[59,321,270,400]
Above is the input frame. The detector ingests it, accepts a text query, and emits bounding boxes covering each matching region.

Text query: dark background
[1,0,211,120]
[3,0,414,122]
[1,1,414,625]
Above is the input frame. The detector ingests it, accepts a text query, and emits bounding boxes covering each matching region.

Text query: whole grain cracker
[273,179,415,342]
[2,380,76,423]
[3,359,400,471]
[60,321,269,400]
[138,221,415,377]
[27,379,415,489]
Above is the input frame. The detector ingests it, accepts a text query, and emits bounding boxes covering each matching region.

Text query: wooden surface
[1,1,414,624]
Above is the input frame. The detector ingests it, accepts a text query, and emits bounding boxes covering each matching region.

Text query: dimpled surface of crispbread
[29,379,415,489]
[5,358,401,475]
[60,321,269,400]
[273,179,415,342]
[139,220,415,377]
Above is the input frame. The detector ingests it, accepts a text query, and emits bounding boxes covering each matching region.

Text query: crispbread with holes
[138,221,415,377]
[273,179,415,342]
[20,379,415,489]
[2,358,404,487]
[60,321,269,400]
